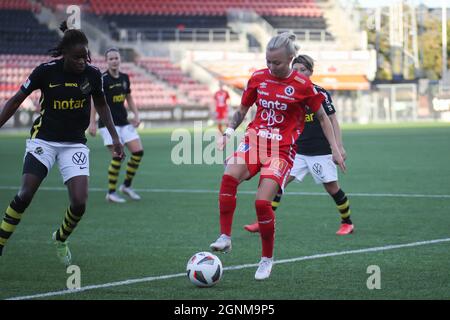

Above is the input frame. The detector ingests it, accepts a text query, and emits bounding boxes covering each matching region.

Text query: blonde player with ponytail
[210,32,345,280]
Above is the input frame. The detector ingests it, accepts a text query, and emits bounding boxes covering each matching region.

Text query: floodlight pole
[442,0,448,84]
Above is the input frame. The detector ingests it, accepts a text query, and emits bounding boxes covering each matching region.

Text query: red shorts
[216,109,227,120]
[226,136,296,191]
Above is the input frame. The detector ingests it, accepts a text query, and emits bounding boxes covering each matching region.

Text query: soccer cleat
[119,185,141,201]
[105,192,126,203]
[255,257,273,280]
[52,231,72,266]
[244,221,259,233]
[210,234,232,253]
[336,223,354,235]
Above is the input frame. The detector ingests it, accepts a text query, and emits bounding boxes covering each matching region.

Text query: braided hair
[48,21,91,62]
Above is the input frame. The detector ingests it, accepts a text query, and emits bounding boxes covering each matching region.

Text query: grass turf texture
[0,122,449,299]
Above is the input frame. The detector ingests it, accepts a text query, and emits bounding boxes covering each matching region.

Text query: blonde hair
[266,32,299,58]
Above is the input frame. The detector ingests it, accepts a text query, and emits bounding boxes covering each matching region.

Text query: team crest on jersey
[284,86,295,96]
[260,82,267,89]
[269,158,289,178]
[80,78,91,94]
[34,146,44,155]
[23,78,31,89]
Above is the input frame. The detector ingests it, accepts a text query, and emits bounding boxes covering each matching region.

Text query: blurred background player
[213,82,230,134]
[0,22,123,265]
[209,32,345,280]
[244,54,353,235]
[89,48,144,203]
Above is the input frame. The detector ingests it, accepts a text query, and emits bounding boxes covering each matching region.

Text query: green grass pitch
[0,122,449,300]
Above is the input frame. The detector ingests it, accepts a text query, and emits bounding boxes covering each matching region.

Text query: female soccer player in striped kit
[0,22,123,265]
[209,32,346,280]
[89,48,144,203]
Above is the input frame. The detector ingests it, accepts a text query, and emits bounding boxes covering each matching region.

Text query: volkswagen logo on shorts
[34,146,44,155]
[312,163,322,176]
[285,86,295,96]
[72,152,87,165]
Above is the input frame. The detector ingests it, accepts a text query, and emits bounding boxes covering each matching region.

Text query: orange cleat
[244,221,259,233]
[336,223,354,235]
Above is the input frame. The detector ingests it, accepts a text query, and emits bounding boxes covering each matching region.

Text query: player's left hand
[217,134,228,151]
[112,141,125,160]
[131,116,141,128]
[332,149,346,173]
[339,147,347,161]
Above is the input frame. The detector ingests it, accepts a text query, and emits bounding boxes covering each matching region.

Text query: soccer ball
[186,252,223,287]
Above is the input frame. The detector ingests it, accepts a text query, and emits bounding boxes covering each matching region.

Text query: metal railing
[275,28,333,42]
[115,28,241,43]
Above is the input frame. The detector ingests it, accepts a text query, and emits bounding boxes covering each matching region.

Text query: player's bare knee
[69,191,88,212]
[324,181,339,195]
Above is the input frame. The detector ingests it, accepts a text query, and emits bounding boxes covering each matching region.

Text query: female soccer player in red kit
[210,32,346,280]
[213,82,230,134]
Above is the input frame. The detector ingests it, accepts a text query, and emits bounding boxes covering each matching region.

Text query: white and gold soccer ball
[186,252,223,287]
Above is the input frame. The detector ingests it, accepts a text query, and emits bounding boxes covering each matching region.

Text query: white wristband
[224,127,235,138]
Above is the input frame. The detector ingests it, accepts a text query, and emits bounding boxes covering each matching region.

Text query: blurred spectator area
[138,57,212,107]
[0,3,60,55]
[86,0,330,42]
[0,55,210,110]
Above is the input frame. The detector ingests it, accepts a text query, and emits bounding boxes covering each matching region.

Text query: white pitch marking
[0,186,449,199]
[6,237,450,300]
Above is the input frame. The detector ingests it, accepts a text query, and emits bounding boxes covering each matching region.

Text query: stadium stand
[0,0,334,120]
[0,55,48,110]
[0,5,61,55]
[0,55,191,111]
[0,0,41,11]
[92,57,184,108]
[138,57,212,107]
[89,0,321,16]
[86,0,331,42]
[39,0,90,12]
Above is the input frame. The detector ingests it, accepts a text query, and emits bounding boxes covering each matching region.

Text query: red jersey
[241,68,324,149]
[214,89,230,110]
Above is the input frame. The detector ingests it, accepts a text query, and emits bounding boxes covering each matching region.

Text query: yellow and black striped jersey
[20,58,103,144]
[99,71,131,128]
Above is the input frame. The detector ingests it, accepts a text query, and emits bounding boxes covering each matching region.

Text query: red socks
[219,175,275,258]
[219,175,239,236]
[255,200,275,258]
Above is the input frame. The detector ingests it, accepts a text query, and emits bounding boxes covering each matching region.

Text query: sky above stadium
[356,0,448,7]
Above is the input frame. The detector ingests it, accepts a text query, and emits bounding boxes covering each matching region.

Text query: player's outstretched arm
[88,98,98,137]
[93,94,124,159]
[329,113,346,160]
[217,104,251,151]
[0,91,28,129]
[126,94,140,127]
[316,107,346,173]
[229,104,250,130]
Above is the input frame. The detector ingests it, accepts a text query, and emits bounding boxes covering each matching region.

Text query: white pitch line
[0,186,449,199]
[5,237,450,300]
